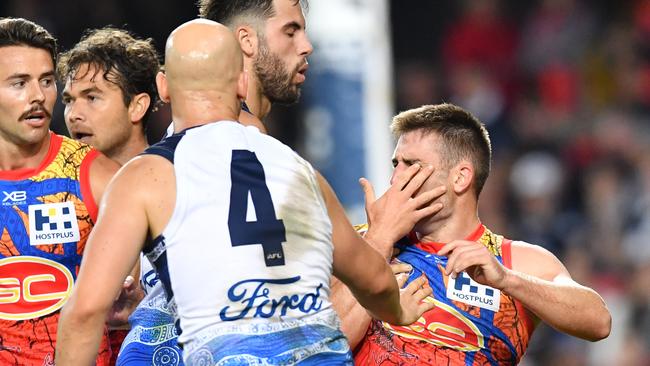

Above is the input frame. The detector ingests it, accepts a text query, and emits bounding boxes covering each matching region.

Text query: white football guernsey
[142,121,351,365]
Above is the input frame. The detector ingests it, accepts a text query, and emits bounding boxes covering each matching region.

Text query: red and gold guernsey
[355,225,536,366]
[0,133,111,365]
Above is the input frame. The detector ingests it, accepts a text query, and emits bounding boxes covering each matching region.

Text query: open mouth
[23,111,47,124]
[20,107,50,126]
[295,65,308,84]
[72,131,93,141]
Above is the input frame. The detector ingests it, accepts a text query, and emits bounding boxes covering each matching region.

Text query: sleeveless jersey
[0,133,111,365]
[116,257,183,366]
[142,122,351,365]
[117,119,184,365]
[354,225,535,366]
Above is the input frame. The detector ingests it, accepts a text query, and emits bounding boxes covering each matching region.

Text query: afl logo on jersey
[28,201,81,245]
[0,256,74,320]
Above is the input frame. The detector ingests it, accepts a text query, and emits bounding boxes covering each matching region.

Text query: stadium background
[2,0,649,364]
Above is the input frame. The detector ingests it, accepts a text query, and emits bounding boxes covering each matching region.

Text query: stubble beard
[254,38,301,105]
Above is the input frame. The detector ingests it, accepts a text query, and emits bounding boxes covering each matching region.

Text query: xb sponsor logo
[0,256,74,320]
[2,191,26,206]
[28,202,80,245]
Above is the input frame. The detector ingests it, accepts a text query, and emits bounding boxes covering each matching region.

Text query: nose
[390,164,404,186]
[299,33,314,57]
[64,101,83,125]
[29,80,46,104]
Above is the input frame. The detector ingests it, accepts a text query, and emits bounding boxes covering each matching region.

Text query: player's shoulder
[510,240,565,280]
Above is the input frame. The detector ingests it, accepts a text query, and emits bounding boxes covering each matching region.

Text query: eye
[61,97,71,105]
[11,80,26,88]
[41,77,54,87]
[87,94,98,102]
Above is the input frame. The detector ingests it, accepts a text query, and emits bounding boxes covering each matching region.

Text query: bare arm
[330,262,413,348]
[329,276,372,348]
[439,240,611,341]
[505,242,611,341]
[316,172,433,326]
[330,164,445,347]
[56,156,174,364]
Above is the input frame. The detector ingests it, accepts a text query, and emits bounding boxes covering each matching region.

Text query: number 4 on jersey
[228,150,287,266]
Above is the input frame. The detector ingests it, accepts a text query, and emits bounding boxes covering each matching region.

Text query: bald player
[55,19,438,365]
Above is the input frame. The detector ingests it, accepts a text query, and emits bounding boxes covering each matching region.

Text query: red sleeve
[501,239,512,269]
[79,149,100,223]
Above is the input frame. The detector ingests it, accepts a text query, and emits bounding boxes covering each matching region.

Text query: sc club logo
[0,256,74,320]
[28,202,81,245]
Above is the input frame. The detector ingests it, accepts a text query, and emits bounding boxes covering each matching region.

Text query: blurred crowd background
[2,0,649,365]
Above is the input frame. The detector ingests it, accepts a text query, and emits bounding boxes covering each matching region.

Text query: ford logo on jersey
[219,276,323,321]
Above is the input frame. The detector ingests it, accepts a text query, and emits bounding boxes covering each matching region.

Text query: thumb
[359,177,376,207]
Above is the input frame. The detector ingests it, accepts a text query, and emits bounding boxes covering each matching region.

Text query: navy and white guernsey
[142,121,351,365]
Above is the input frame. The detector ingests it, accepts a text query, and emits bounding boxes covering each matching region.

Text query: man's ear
[128,93,151,124]
[236,25,258,58]
[156,71,170,103]
[452,161,474,194]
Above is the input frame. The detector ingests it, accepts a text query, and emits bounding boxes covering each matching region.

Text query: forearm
[330,276,372,349]
[347,266,403,326]
[502,270,611,341]
[56,298,107,365]
[363,228,394,260]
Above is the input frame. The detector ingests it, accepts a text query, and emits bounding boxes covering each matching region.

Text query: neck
[243,73,272,120]
[0,133,51,171]
[171,91,240,132]
[417,199,482,243]
[107,128,149,166]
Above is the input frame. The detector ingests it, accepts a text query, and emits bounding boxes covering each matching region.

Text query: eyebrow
[62,86,102,99]
[393,157,421,166]
[282,21,303,31]
[5,70,56,82]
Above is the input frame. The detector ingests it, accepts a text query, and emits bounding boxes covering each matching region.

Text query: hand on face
[361,164,446,258]
[438,240,509,290]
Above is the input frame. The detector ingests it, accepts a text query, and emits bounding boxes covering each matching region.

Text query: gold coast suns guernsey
[355,225,535,366]
[0,133,111,365]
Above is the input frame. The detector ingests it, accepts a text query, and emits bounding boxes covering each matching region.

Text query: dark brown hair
[0,17,57,66]
[57,28,161,125]
[198,0,306,29]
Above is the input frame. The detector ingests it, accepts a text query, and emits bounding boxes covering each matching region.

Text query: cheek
[44,89,57,106]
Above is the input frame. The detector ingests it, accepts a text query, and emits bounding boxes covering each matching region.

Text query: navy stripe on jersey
[142,235,173,302]
[142,130,186,163]
[142,234,182,337]
[242,101,252,114]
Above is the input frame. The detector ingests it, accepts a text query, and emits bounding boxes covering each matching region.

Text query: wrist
[363,229,394,260]
[499,268,519,292]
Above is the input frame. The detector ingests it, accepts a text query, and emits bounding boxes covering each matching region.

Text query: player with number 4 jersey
[56,20,438,365]
[144,121,347,364]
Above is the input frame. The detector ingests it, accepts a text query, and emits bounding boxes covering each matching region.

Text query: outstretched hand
[438,240,509,289]
[395,275,435,325]
[361,164,446,258]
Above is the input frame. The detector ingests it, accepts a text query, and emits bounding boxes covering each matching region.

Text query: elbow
[588,311,612,342]
[61,294,109,326]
